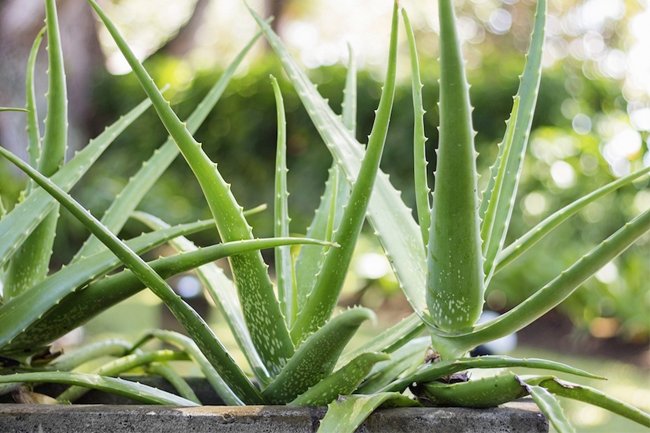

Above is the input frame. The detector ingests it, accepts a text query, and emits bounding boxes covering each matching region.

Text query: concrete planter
[0,378,548,433]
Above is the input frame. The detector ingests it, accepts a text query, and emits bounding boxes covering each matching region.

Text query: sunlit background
[0,1,649,431]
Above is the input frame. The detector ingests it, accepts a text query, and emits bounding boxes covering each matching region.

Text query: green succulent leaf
[3,0,70,299]
[290,352,389,406]
[289,0,398,343]
[25,27,46,168]
[536,377,650,428]
[0,108,28,112]
[57,350,189,403]
[0,372,198,406]
[0,219,214,351]
[249,0,427,317]
[0,97,152,269]
[147,362,201,405]
[495,165,650,273]
[357,337,429,394]
[132,330,243,406]
[4,233,330,356]
[317,393,419,433]
[87,0,294,375]
[453,206,650,352]
[50,339,132,371]
[270,75,294,326]
[338,313,424,368]
[416,372,528,408]
[73,30,261,261]
[480,0,547,281]
[403,10,430,245]
[382,355,602,393]
[0,144,262,404]
[263,307,375,404]
[133,211,271,387]
[427,0,484,334]
[527,384,576,433]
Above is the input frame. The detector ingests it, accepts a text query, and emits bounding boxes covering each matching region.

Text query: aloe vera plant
[2,0,650,432]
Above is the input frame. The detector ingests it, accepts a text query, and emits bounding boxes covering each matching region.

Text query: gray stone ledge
[0,400,548,433]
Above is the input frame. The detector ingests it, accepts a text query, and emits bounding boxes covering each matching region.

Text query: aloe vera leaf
[26,27,46,168]
[132,211,272,387]
[0,97,152,269]
[4,235,331,355]
[338,313,424,367]
[495,166,650,273]
[537,377,650,428]
[87,0,294,375]
[289,1,399,343]
[294,49,356,314]
[250,3,427,317]
[403,10,430,245]
[3,0,69,299]
[50,339,132,371]
[290,352,389,407]
[317,392,419,433]
[263,307,374,404]
[382,355,602,394]
[0,372,198,406]
[453,206,650,352]
[147,362,200,404]
[480,97,520,264]
[426,0,485,335]
[416,372,527,408]
[481,0,547,280]
[57,349,189,403]
[270,75,294,326]
[135,330,243,406]
[527,384,575,433]
[0,219,214,350]
[73,32,261,261]
[357,337,429,394]
[0,146,262,403]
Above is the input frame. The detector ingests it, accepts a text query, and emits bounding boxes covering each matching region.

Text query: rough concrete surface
[0,400,548,433]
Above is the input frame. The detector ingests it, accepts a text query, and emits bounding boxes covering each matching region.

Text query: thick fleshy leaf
[449,206,650,353]
[250,0,427,317]
[527,384,576,433]
[270,75,294,326]
[0,372,198,406]
[3,0,69,298]
[382,355,602,393]
[57,350,189,403]
[263,308,374,404]
[403,10,430,245]
[51,339,131,371]
[494,166,650,273]
[87,0,294,375]
[133,330,243,406]
[289,0,399,343]
[0,220,214,351]
[427,0,484,334]
[73,31,261,260]
[290,352,389,406]
[0,145,262,403]
[0,97,152,269]
[147,362,200,404]
[480,0,547,280]
[537,377,650,428]
[25,27,45,168]
[317,393,419,433]
[416,372,528,408]
[133,211,270,387]
[4,234,330,355]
